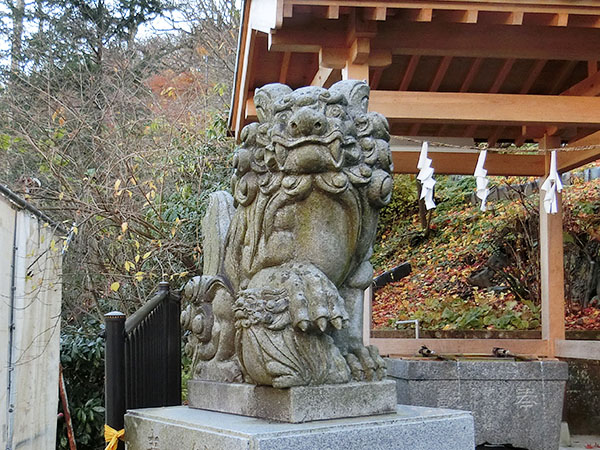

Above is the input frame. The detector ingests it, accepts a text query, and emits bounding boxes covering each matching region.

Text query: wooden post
[539,135,565,357]
[342,61,369,82]
[363,286,373,346]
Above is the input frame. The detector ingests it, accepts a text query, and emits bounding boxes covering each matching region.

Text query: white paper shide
[474,150,490,211]
[540,150,563,214]
[416,141,436,210]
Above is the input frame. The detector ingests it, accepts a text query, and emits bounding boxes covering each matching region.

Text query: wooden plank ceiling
[231,0,600,175]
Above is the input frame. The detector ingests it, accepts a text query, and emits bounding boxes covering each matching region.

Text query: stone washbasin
[387,357,568,450]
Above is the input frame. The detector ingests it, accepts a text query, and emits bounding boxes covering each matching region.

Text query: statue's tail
[202,191,235,277]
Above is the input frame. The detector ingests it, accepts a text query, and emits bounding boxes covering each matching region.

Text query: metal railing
[104,282,181,448]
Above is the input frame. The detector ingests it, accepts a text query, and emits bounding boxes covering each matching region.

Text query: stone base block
[187,380,397,423]
[387,358,568,450]
[124,405,474,450]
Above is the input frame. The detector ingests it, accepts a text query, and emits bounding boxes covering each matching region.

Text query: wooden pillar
[342,62,369,82]
[363,286,372,346]
[539,135,565,357]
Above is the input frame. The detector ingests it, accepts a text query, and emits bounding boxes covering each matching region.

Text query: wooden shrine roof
[230,0,600,176]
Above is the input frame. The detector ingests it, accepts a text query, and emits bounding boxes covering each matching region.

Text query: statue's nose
[288,107,327,137]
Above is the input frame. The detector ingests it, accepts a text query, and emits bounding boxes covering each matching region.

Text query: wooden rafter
[550,60,578,94]
[486,58,515,144]
[279,52,292,83]
[561,69,600,96]
[398,55,420,90]
[311,66,337,87]
[412,56,453,136]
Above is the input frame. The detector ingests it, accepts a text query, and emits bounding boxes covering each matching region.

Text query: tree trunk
[10,0,26,76]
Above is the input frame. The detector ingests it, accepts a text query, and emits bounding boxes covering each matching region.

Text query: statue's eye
[326,104,344,118]
[275,111,290,123]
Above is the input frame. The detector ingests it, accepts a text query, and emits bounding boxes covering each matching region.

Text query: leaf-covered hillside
[372,166,600,331]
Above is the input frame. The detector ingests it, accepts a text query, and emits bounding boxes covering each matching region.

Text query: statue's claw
[345,344,386,381]
[247,262,349,333]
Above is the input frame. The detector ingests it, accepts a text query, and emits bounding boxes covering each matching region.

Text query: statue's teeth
[297,320,310,332]
[316,317,328,332]
[331,317,343,330]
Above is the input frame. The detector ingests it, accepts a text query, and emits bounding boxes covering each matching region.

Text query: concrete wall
[0,193,63,450]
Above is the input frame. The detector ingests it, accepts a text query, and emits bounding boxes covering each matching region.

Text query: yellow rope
[104,424,124,450]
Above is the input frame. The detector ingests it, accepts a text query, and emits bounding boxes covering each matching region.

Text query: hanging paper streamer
[540,150,563,214]
[474,150,490,211]
[417,141,436,210]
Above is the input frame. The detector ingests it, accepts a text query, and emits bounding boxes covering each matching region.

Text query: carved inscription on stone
[181,81,393,388]
[515,387,538,410]
[146,429,159,450]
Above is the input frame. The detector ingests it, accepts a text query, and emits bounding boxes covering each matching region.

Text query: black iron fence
[104,281,181,447]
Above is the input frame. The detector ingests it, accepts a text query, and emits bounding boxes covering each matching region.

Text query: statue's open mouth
[270,130,348,173]
[272,130,343,149]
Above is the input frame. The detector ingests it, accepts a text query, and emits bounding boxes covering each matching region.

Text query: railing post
[105,311,126,450]
[161,281,182,406]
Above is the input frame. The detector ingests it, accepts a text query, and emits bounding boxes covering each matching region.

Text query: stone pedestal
[387,358,568,450]
[187,380,397,423]
[124,405,474,450]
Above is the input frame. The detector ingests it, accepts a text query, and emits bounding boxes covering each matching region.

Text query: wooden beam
[371,338,550,357]
[234,29,257,140]
[520,59,547,94]
[342,61,369,81]
[561,69,600,96]
[369,91,600,127]
[320,47,349,69]
[487,126,504,147]
[508,11,524,25]
[244,92,600,137]
[555,339,600,360]
[363,6,387,21]
[539,135,565,358]
[376,22,600,61]
[399,55,420,90]
[311,66,336,87]
[390,150,545,176]
[281,1,600,16]
[363,286,373,346]
[460,58,482,92]
[412,56,453,136]
[550,60,578,94]
[350,37,370,64]
[513,60,548,145]
[430,56,452,91]
[370,68,383,89]
[490,58,515,93]
[278,52,291,84]
[327,5,339,19]
[567,130,600,147]
[406,8,433,22]
[367,49,392,68]
[558,140,600,172]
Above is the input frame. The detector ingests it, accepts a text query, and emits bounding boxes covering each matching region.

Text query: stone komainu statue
[181,80,393,388]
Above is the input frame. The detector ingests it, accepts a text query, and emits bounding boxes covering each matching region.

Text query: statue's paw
[345,344,386,381]
[182,276,203,303]
[194,359,243,383]
[247,262,349,334]
[286,263,349,333]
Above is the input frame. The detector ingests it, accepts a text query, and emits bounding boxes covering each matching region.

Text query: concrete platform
[187,379,397,422]
[124,405,475,450]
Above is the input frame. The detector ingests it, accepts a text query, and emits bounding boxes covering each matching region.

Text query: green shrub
[57,317,105,450]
